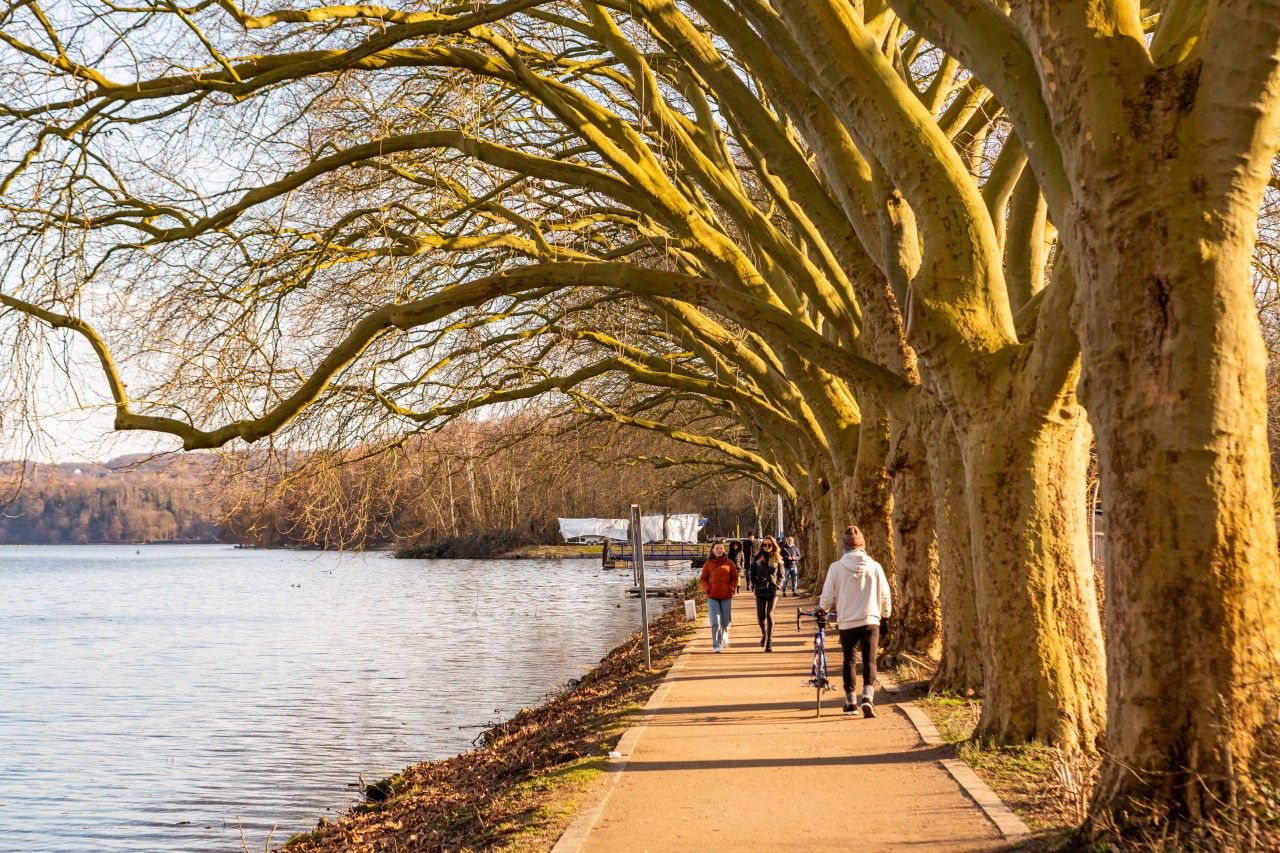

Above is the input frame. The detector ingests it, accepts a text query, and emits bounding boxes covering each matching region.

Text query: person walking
[744,533,759,591]
[819,525,892,717]
[780,535,801,597]
[727,540,744,580]
[699,540,739,653]
[749,535,784,652]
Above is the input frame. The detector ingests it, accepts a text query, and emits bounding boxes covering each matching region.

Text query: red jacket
[700,556,739,600]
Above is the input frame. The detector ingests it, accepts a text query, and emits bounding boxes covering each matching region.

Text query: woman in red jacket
[699,540,739,653]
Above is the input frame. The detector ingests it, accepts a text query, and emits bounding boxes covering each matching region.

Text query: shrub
[395,528,535,559]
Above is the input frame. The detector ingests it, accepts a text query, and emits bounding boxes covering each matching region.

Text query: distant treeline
[219,417,774,550]
[0,458,222,545]
[1,418,776,548]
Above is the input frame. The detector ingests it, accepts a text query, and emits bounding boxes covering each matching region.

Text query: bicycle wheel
[814,631,825,716]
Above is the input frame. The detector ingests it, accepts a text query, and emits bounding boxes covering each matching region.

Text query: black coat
[749,555,783,595]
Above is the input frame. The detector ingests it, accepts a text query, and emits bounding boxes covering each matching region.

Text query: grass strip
[904,674,1279,851]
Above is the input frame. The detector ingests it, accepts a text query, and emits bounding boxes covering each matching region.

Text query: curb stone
[886,678,1031,842]
[941,758,1032,841]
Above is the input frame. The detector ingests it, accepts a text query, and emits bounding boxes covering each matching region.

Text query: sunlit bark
[886,415,942,662]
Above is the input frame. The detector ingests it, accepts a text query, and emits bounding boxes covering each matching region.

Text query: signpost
[629,503,652,670]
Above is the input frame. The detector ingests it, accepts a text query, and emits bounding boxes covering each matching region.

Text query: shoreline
[0,539,223,546]
[0,541,604,558]
[394,542,604,560]
[280,588,701,852]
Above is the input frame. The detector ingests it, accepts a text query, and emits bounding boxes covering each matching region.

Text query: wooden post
[630,504,652,670]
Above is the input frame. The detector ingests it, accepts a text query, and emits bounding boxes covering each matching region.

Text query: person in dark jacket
[749,535,785,651]
[780,535,801,597]
[744,533,759,591]
[727,540,744,579]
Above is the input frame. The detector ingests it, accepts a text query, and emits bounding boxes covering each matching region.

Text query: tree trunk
[959,378,1107,748]
[983,5,1280,820]
[851,396,895,580]
[1070,152,1280,824]
[784,496,803,540]
[787,493,814,583]
[886,413,942,661]
[807,475,838,587]
[919,396,983,695]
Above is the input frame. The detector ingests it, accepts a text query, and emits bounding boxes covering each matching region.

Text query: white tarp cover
[640,513,702,543]
[558,518,630,543]
[558,514,705,544]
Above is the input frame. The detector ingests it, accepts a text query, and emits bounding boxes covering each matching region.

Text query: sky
[3,404,178,464]
[1,345,181,464]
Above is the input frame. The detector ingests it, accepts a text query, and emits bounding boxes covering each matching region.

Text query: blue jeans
[708,597,732,649]
[784,567,798,595]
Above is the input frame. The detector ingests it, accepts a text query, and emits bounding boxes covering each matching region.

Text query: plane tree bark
[742,0,1104,747]
[889,0,1280,826]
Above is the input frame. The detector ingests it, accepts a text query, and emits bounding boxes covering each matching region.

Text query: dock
[604,540,713,567]
[624,586,684,598]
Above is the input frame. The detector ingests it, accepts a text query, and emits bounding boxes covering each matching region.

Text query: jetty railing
[603,540,714,564]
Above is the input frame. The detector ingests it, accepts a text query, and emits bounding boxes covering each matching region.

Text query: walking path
[555,590,1012,852]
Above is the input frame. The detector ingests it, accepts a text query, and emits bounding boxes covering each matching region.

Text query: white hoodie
[819,548,892,630]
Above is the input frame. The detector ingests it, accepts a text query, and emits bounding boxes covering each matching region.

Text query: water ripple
[0,545,692,852]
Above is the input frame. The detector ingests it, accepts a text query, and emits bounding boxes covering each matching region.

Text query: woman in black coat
[748,536,785,652]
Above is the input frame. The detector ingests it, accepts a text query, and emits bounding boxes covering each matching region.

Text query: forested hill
[0,458,223,545]
[0,420,771,548]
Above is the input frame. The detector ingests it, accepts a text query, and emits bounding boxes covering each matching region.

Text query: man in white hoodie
[818,525,892,717]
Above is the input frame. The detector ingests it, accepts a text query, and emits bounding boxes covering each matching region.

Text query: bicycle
[797,607,838,716]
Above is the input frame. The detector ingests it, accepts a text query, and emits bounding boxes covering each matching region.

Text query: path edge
[889,683,1032,842]
[549,616,703,853]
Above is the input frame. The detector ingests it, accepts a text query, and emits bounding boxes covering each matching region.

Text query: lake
[0,545,693,852]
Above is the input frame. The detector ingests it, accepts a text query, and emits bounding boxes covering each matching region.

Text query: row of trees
[220,417,773,547]
[2,0,1277,840]
[1,420,772,546]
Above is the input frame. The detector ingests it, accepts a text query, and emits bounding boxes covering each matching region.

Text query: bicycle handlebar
[795,607,836,631]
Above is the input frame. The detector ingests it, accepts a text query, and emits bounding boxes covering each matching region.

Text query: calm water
[0,545,692,852]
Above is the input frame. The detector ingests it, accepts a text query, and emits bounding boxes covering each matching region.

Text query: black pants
[839,624,879,694]
[755,591,777,641]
